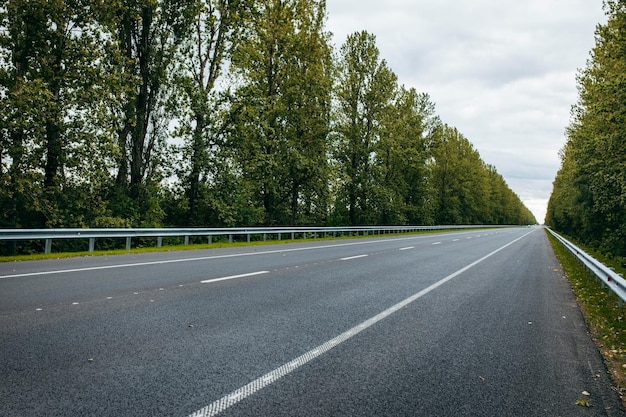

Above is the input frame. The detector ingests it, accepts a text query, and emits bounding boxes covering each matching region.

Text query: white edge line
[201,271,269,284]
[186,229,536,417]
[340,254,368,261]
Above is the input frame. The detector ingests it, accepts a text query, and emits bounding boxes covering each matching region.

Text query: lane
[0,229,506,278]
[227,229,621,416]
[0,229,508,313]
[1,228,622,416]
[189,231,533,417]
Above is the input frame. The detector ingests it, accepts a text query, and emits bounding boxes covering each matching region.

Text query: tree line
[1,0,535,253]
[547,0,626,258]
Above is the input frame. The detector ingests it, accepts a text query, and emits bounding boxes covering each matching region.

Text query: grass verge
[546,229,626,403]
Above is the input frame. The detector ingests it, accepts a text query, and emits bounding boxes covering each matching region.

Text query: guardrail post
[247,234,251,243]
[278,233,281,240]
[157,237,163,248]
[184,235,189,246]
[45,239,52,255]
[229,234,233,243]
[208,236,212,245]
[125,237,131,251]
[263,233,267,242]
[291,232,295,240]
[89,238,95,252]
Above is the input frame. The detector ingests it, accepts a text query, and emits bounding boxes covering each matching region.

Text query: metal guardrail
[547,228,626,307]
[0,225,499,255]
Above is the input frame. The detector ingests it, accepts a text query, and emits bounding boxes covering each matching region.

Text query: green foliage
[333,30,398,225]
[229,0,333,225]
[0,0,535,255]
[547,0,626,256]
[429,125,535,225]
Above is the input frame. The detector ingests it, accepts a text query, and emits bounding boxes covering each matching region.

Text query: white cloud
[326,0,606,222]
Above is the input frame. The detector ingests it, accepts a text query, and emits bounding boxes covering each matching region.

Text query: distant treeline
[547,1,626,257]
[0,1,535,253]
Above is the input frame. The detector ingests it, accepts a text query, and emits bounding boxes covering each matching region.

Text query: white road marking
[432,242,442,245]
[399,246,414,251]
[0,232,483,279]
[201,271,270,284]
[340,254,368,261]
[187,229,536,417]
[452,239,460,242]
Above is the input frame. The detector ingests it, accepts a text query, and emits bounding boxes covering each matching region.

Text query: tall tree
[172,0,250,226]
[334,30,397,225]
[281,0,332,225]
[110,0,190,225]
[229,0,332,225]
[547,0,626,255]
[376,87,438,224]
[427,125,532,225]
[0,0,114,231]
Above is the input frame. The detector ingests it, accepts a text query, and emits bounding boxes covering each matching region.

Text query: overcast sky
[325,0,607,223]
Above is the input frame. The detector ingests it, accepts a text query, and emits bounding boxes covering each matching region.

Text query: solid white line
[201,271,269,284]
[340,254,368,261]
[186,229,536,417]
[0,233,472,279]
[399,246,414,251]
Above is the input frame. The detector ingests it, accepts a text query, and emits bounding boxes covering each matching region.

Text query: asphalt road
[1,227,623,416]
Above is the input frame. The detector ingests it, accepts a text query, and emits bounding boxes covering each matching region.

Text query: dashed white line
[0,232,483,279]
[432,242,442,245]
[399,246,414,251]
[340,254,369,261]
[201,271,270,284]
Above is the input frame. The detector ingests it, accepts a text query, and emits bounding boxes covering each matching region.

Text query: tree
[333,30,397,225]
[429,124,533,225]
[0,0,117,232]
[172,0,250,226]
[229,0,332,225]
[376,87,438,224]
[109,0,191,226]
[547,0,626,255]
[281,0,332,225]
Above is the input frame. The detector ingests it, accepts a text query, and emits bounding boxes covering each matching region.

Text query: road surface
[1,227,623,416]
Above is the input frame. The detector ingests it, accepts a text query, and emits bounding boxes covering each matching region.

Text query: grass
[546,229,626,404]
